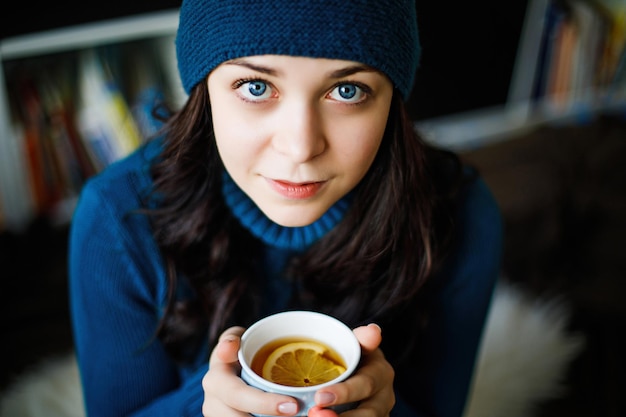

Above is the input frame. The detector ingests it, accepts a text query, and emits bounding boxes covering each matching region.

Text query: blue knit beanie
[176,0,421,100]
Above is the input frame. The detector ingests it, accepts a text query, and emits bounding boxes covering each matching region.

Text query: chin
[263,206,327,228]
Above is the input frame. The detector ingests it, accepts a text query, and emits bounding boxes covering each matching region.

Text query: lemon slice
[262,341,347,387]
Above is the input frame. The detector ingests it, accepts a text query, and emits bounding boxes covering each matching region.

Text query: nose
[272,101,326,163]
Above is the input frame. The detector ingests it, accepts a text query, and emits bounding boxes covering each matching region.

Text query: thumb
[352,323,382,354]
[210,326,245,364]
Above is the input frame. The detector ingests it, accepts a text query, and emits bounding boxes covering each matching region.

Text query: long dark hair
[149,83,464,365]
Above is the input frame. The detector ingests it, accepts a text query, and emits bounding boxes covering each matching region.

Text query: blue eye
[247,81,267,96]
[236,80,273,101]
[338,84,357,99]
[329,83,366,103]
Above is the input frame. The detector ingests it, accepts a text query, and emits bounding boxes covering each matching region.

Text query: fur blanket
[464,281,584,417]
[0,281,584,417]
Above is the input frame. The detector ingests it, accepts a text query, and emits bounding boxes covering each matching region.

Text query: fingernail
[368,323,382,333]
[278,402,297,415]
[316,392,336,406]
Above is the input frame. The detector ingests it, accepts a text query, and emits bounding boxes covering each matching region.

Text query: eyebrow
[225,59,376,79]
[225,59,280,76]
[328,65,376,79]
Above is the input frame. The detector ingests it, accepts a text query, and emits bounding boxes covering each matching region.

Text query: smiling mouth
[266,179,326,199]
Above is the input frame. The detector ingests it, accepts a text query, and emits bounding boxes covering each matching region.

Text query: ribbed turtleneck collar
[222,173,350,251]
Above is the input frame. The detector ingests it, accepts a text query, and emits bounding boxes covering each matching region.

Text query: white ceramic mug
[238,310,361,417]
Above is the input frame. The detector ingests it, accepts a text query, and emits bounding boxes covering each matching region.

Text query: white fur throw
[1,281,584,417]
[0,352,83,417]
[464,281,585,417]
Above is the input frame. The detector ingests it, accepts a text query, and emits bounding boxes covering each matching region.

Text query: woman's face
[208,55,393,227]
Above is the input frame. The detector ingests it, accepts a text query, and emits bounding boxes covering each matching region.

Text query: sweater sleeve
[394,175,504,417]
[69,169,205,417]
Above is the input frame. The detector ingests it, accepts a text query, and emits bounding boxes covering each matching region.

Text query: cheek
[209,81,248,154]
[212,114,245,171]
[211,114,234,160]
[351,133,383,175]
[210,88,269,153]
[359,103,391,161]
[211,95,242,141]
[212,112,270,179]
[333,113,387,172]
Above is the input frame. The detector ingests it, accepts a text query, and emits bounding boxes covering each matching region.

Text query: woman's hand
[202,326,300,416]
[309,324,395,417]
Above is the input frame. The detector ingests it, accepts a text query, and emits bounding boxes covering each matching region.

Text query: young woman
[69,0,503,416]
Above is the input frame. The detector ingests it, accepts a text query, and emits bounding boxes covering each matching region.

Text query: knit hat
[176,0,421,100]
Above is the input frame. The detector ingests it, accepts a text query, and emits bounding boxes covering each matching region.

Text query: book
[12,76,55,214]
[536,0,625,111]
[76,48,143,170]
[533,1,569,100]
[545,11,577,106]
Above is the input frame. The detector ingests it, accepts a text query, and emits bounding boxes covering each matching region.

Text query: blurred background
[1,1,625,416]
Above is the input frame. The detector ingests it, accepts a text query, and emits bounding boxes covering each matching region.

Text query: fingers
[308,405,337,417]
[311,322,382,407]
[340,383,395,417]
[204,326,300,416]
[210,326,245,364]
[203,372,299,416]
[316,349,392,403]
[352,323,382,354]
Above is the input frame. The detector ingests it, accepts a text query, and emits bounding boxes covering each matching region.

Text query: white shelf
[417,91,626,152]
[507,0,550,105]
[0,9,179,60]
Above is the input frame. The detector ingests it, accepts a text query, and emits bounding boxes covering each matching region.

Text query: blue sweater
[69,139,502,417]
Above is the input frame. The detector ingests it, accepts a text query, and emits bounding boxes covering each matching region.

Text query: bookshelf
[0,9,184,231]
[416,0,626,150]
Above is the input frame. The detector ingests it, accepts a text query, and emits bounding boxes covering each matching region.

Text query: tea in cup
[238,311,361,417]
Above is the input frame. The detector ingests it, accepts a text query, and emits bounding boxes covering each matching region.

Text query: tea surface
[251,337,347,387]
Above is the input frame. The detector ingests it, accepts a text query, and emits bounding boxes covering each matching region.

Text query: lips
[266,179,326,199]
